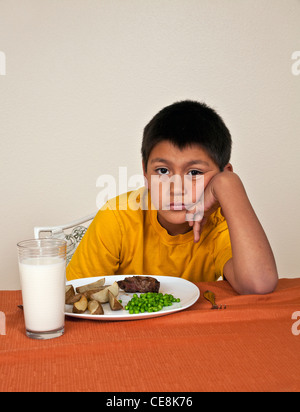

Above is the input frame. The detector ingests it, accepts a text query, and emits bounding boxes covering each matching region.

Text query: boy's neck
[156,214,192,236]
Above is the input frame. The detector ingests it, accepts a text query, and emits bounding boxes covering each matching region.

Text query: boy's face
[143,140,222,236]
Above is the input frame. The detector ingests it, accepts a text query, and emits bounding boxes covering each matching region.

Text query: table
[1,278,300,392]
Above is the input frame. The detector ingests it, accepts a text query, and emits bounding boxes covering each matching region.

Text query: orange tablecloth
[1,278,300,392]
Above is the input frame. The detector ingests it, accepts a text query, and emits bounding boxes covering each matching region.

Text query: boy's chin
[158,210,189,226]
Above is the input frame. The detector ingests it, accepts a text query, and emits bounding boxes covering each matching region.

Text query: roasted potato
[73,295,88,314]
[108,290,123,311]
[67,293,83,305]
[88,300,104,315]
[76,278,105,294]
[65,285,76,304]
[91,282,119,303]
[83,288,105,300]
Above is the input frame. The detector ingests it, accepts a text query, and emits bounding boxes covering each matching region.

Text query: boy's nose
[170,174,185,196]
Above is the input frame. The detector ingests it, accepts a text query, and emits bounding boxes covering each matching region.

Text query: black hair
[142,100,232,171]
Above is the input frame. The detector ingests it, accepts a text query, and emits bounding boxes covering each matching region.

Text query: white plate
[65,275,200,321]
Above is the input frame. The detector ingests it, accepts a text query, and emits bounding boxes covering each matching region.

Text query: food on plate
[83,288,105,300]
[117,276,160,293]
[66,285,85,305]
[125,292,180,315]
[88,300,104,315]
[76,278,105,294]
[67,293,84,305]
[108,290,123,311]
[66,279,122,315]
[67,277,179,316]
[65,285,75,304]
[73,295,88,314]
[91,282,119,303]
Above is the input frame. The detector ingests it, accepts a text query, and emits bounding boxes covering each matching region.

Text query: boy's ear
[224,163,233,172]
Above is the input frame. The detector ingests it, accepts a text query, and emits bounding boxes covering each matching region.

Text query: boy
[67,100,278,295]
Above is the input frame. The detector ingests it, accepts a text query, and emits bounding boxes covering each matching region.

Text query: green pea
[125,292,180,315]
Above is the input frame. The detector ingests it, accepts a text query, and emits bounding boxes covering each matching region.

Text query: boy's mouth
[168,203,187,211]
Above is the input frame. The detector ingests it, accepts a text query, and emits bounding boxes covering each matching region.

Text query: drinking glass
[17,238,67,340]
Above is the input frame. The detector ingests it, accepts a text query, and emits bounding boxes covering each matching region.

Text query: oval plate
[65,275,200,321]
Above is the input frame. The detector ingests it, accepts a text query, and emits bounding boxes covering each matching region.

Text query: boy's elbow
[249,277,278,295]
[239,271,279,295]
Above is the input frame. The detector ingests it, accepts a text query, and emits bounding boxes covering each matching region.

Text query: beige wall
[0,0,299,289]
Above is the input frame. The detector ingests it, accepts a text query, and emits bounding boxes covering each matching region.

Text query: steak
[117,276,160,293]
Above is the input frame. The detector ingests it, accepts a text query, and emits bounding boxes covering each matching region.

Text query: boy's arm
[192,171,278,295]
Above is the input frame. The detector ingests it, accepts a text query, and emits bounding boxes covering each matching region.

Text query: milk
[19,257,65,332]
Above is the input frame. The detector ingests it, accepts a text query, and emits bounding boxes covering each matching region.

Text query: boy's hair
[142,100,232,171]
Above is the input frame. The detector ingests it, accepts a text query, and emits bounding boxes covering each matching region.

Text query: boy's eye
[156,168,170,175]
[188,170,203,176]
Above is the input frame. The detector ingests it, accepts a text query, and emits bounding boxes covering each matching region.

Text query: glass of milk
[17,239,67,340]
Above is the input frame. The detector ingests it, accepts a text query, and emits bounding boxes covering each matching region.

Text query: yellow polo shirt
[66,188,232,282]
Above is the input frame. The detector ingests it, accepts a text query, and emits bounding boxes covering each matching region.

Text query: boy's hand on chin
[187,170,232,243]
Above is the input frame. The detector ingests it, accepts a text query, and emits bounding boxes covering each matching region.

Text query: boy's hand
[186,170,223,243]
[187,170,278,294]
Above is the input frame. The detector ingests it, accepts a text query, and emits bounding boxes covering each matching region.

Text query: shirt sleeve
[66,206,122,281]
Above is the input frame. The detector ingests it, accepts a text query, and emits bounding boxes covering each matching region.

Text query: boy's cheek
[184,176,204,207]
[148,176,171,210]
[148,182,164,210]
